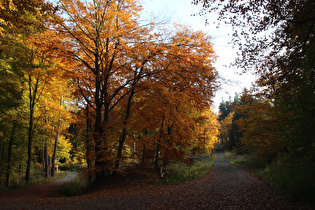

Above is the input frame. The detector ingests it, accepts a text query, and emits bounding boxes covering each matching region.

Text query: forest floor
[0,153,308,210]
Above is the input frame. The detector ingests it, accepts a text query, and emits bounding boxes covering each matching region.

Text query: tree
[235,92,283,161]
[0,0,52,113]
[218,97,232,122]
[51,0,218,182]
[50,0,159,182]
[219,112,233,143]
[0,0,59,183]
[194,107,219,154]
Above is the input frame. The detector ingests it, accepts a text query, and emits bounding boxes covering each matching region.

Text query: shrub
[266,154,315,203]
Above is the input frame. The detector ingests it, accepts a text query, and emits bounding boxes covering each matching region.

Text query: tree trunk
[141,144,146,167]
[155,117,164,170]
[6,122,16,187]
[51,96,63,177]
[26,106,34,183]
[94,99,106,183]
[115,89,134,171]
[26,76,39,183]
[155,142,160,170]
[0,142,4,186]
[86,103,93,183]
[41,144,45,176]
[44,142,49,177]
[44,108,49,177]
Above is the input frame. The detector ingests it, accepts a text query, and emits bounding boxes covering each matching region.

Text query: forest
[0,0,314,205]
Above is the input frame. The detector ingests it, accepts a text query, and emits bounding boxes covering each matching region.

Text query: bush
[266,154,315,204]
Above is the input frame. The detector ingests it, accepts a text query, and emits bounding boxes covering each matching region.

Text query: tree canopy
[0,0,219,186]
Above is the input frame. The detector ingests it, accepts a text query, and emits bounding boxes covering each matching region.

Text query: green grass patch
[55,176,88,197]
[224,151,266,177]
[161,153,216,185]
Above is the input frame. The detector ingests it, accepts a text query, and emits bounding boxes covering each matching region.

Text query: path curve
[0,171,79,209]
[0,154,298,209]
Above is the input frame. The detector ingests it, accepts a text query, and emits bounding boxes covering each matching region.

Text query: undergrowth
[0,171,67,194]
[161,153,217,185]
[224,151,266,177]
[224,151,315,207]
[55,176,88,197]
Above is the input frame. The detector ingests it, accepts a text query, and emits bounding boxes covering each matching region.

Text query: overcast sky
[140,0,257,111]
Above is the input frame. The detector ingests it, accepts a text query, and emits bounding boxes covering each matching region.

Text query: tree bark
[115,89,134,171]
[44,141,49,177]
[51,95,63,177]
[26,76,39,183]
[142,144,146,167]
[155,117,164,170]
[155,142,160,170]
[6,122,16,187]
[26,106,34,183]
[86,103,94,183]
[44,108,49,177]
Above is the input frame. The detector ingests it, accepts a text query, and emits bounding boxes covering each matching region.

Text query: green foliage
[225,152,265,172]
[266,153,315,203]
[162,154,216,185]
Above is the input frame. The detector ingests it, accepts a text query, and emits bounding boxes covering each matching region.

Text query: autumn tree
[50,0,218,182]
[193,107,219,154]
[0,0,76,185]
[219,112,233,143]
[218,94,243,150]
[0,0,53,111]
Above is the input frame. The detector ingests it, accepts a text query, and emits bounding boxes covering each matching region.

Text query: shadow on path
[0,155,298,209]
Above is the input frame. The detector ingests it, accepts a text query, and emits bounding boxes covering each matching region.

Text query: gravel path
[0,154,301,209]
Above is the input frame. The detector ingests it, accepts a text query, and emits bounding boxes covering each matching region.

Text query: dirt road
[0,154,300,209]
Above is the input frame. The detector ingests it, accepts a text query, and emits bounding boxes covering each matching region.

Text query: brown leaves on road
[0,154,304,209]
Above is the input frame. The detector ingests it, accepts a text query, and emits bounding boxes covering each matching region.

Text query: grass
[224,151,266,177]
[161,153,217,185]
[55,153,217,196]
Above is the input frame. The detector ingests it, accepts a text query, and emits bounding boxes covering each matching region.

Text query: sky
[140,0,257,111]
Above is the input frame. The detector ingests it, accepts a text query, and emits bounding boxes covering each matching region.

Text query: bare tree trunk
[115,89,134,171]
[155,118,164,170]
[44,143,49,177]
[51,96,63,177]
[155,142,160,170]
[86,103,94,183]
[26,106,34,183]
[41,144,45,176]
[44,108,49,177]
[26,76,39,183]
[141,144,146,167]
[0,142,4,186]
[6,122,16,187]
